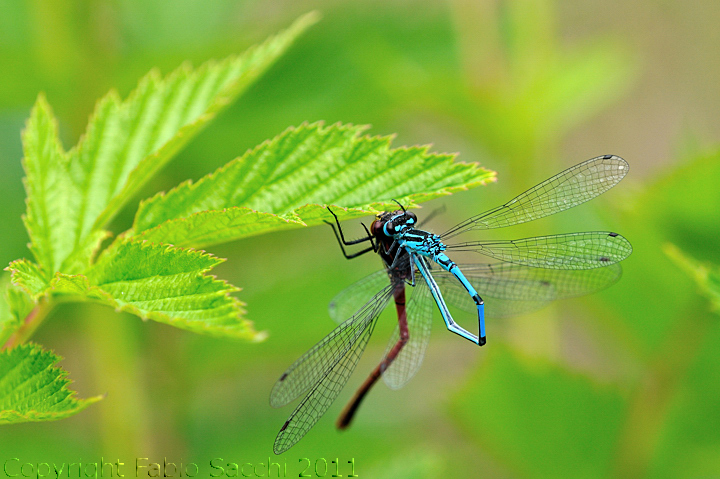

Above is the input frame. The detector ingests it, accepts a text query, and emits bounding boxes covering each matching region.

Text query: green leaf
[60,230,112,277]
[22,12,318,274]
[132,122,495,247]
[0,343,102,424]
[130,207,303,248]
[7,259,48,299]
[0,274,35,346]
[7,241,261,340]
[21,96,72,278]
[450,347,625,479]
[85,12,319,234]
[664,243,720,314]
[69,240,261,340]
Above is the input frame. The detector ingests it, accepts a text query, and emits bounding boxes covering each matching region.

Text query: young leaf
[22,13,318,275]
[7,259,48,299]
[132,122,495,247]
[21,97,73,278]
[0,343,102,424]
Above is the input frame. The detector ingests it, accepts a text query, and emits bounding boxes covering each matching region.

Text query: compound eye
[406,212,417,224]
[384,221,396,236]
[370,220,383,236]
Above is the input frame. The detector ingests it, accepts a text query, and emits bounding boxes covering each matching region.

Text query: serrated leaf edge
[0,343,102,423]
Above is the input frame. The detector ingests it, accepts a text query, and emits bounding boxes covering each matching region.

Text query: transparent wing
[433,262,622,318]
[270,284,393,409]
[273,313,380,454]
[382,280,433,390]
[328,270,390,324]
[442,156,628,238]
[446,232,632,270]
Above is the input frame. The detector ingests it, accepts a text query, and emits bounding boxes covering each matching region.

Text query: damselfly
[270,155,632,454]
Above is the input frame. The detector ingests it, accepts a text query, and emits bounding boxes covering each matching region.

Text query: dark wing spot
[599,257,610,262]
[279,373,288,381]
[540,280,551,287]
[280,420,290,432]
[608,232,619,237]
[602,154,614,159]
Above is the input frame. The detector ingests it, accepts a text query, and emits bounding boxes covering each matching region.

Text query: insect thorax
[400,229,445,257]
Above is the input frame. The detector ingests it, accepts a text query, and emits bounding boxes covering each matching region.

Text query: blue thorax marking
[381,213,453,269]
[401,230,445,260]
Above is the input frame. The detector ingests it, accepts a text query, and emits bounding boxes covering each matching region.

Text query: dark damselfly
[270,155,632,454]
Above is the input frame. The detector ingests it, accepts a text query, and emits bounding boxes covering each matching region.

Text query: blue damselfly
[270,155,631,454]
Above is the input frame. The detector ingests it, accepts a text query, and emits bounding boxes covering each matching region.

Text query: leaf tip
[289,10,322,33]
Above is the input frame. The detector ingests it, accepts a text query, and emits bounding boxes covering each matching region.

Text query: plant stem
[2,297,53,350]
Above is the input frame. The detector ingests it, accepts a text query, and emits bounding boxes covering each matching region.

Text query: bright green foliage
[9,13,321,348]
[664,243,720,314]
[451,347,625,479]
[22,13,318,276]
[0,344,102,424]
[132,122,494,247]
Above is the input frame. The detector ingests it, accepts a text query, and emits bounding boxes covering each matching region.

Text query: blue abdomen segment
[440,255,486,345]
[413,254,486,346]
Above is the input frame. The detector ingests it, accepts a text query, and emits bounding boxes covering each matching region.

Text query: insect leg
[325,207,376,259]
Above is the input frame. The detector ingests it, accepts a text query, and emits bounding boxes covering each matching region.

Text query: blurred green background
[1,1,719,478]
